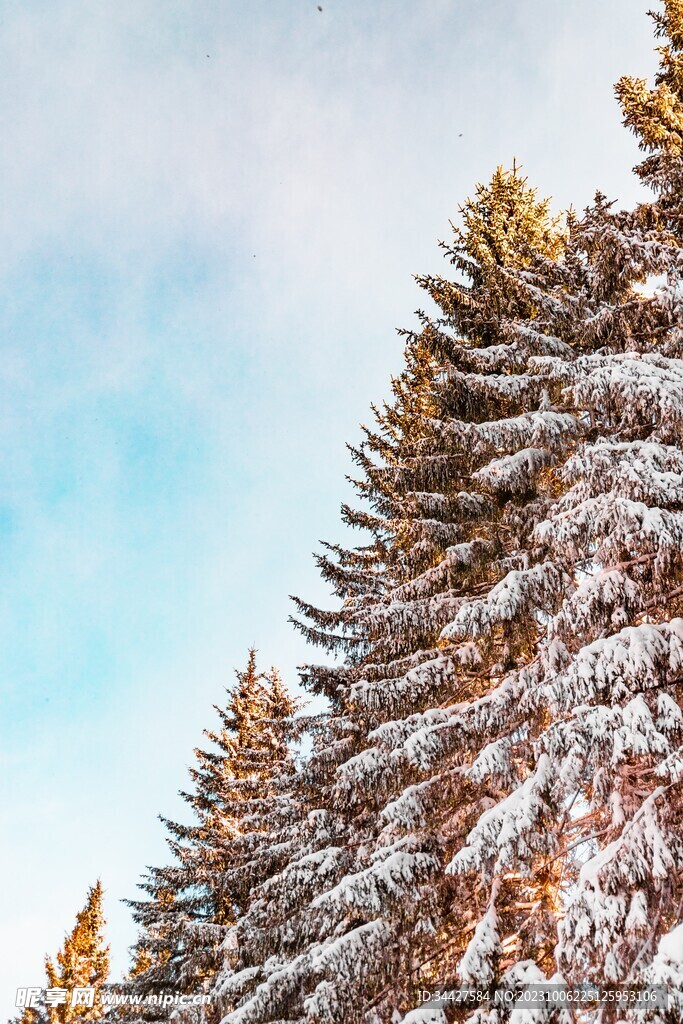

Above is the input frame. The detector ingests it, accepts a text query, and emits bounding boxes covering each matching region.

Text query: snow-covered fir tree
[125,650,300,1020]
[212,5,683,1020]
[212,166,575,1023]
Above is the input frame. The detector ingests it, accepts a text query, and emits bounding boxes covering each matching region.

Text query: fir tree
[213,167,573,1023]
[14,883,110,1024]
[127,650,301,1018]
[216,7,683,1009]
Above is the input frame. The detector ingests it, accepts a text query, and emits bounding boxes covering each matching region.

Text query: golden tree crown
[616,0,683,155]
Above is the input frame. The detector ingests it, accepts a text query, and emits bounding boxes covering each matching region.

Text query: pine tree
[127,650,301,1018]
[14,883,110,1024]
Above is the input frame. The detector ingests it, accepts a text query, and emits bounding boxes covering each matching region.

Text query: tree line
[17,2,683,1022]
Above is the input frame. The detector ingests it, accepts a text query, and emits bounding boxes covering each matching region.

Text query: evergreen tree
[44,882,110,1023]
[216,7,683,1012]
[213,166,574,1023]
[14,883,110,1024]
[127,650,301,1018]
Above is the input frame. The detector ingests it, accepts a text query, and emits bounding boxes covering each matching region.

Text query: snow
[441,562,567,640]
[656,923,683,963]
[399,1011,447,1024]
[204,83,683,1020]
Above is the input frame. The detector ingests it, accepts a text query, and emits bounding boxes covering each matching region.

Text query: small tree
[127,650,301,1017]
[14,883,110,1024]
[47,882,109,1023]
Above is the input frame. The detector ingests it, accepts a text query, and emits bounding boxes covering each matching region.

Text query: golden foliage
[44,881,110,1024]
[455,163,565,271]
[616,75,683,154]
[616,1,683,156]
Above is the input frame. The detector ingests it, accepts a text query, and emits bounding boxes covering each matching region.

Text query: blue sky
[0,0,658,1010]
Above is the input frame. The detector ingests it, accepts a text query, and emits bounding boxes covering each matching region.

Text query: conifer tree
[44,882,110,1023]
[216,4,683,1009]
[127,650,301,1017]
[213,166,575,1023]
[46,880,110,1024]
[14,883,110,1024]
